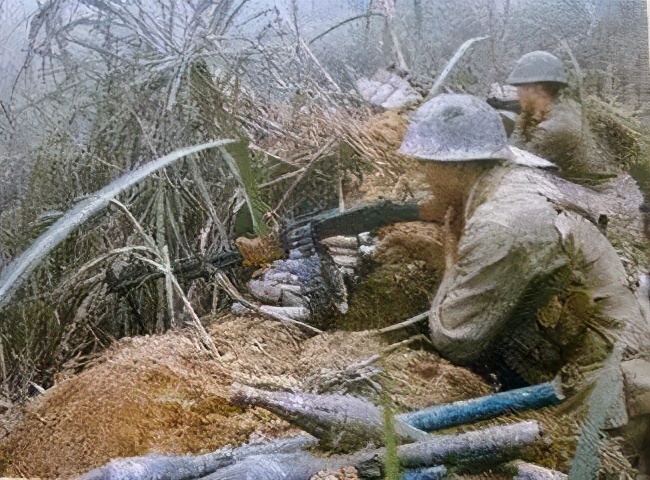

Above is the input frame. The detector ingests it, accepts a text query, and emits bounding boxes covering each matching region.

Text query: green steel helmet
[398,94,511,162]
[506,51,568,86]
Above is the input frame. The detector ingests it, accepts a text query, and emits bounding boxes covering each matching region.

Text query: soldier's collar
[499,145,559,170]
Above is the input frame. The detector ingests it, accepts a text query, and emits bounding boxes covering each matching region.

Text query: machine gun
[280,199,423,258]
[105,200,426,298]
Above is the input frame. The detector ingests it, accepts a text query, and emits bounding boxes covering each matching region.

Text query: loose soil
[0,315,489,478]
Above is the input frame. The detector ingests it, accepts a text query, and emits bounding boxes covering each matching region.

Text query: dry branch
[377,312,429,334]
[273,139,336,214]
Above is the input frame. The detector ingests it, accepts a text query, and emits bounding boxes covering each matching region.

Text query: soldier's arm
[428,214,566,365]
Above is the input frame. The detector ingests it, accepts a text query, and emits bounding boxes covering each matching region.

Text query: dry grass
[340,222,443,331]
[0,329,277,478]
[297,330,489,409]
[374,222,444,271]
[348,109,410,174]
[342,110,428,208]
[381,349,491,411]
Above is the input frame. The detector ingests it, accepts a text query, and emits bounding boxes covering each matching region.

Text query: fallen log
[78,435,317,480]
[230,384,428,452]
[396,421,542,469]
[396,378,563,432]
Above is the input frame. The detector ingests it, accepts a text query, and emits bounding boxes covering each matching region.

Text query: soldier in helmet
[399,93,650,474]
[399,93,649,385]
[507,50,619,184]
[507,51,568,123]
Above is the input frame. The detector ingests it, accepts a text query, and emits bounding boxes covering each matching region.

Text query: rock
[622,359,650,418]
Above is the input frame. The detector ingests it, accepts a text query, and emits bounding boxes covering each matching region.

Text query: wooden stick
[377,312,429,334]
[397,420,542,468]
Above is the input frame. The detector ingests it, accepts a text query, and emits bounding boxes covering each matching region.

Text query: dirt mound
[0,316,489,478]
[375,222,444,271]
[340,222,444,331]
[0,319,300,478]
[296,329,491,412]
[343,109,432,209]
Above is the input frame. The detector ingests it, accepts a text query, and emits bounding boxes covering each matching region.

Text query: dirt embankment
[0,315,489,478]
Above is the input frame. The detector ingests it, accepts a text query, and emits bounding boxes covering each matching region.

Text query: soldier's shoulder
[540,98,582,131]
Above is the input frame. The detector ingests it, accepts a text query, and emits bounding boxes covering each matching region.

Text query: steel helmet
[398,94,556,168]
[506,51,568,86]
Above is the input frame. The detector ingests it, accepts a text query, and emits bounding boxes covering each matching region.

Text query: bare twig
[376,312,429,334]
[299,39,342,93]
[426,35,490,100]
[308,13,385,45]
[259,167,305,188]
